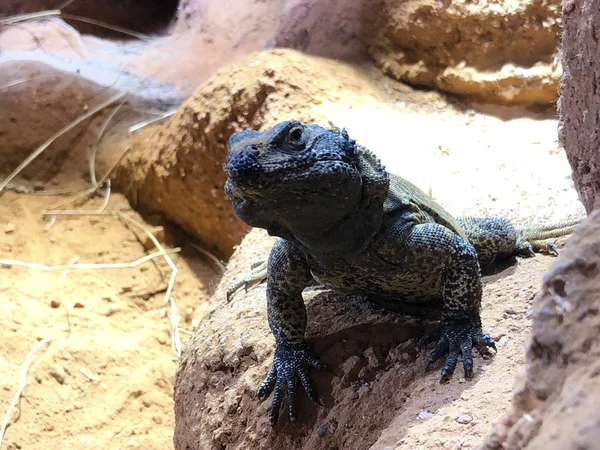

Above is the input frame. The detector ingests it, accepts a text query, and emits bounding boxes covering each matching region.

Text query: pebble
[50,365,66,384]
[418,410,433,420]
[457,414,473,424]
[498,335,510,347]
[4,223,16,234]
[50,300,61,308]
[316,423,327,437]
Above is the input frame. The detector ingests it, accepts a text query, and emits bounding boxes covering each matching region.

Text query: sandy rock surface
[368,0,561,105]
[559,0,600,213]
[481,211,600,450]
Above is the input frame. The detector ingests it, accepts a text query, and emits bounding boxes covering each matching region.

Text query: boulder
[481,211,600,449]
[112,49,386,258]
[559,0,600,213]
[173,229,430,450]
[367,0,561,105]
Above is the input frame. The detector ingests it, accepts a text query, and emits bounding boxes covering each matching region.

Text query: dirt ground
[0,192,220,450]
[0,54,585,450]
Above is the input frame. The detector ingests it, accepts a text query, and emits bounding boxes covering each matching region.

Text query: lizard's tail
[515,217,582,254]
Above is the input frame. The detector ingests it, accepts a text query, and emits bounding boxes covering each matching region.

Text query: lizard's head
[224,120,388,251]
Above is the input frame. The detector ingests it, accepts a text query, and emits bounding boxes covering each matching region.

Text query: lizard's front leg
[433,236,496,381]
[258,239,326,425]
[389,221,496,381]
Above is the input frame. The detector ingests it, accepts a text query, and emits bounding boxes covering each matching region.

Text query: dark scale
[224,120,581,425]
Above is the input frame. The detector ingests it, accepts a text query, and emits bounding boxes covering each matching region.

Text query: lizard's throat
[278,205,385,257]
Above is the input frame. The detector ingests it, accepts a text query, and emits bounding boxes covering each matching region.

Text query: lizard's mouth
[225,158,357,200]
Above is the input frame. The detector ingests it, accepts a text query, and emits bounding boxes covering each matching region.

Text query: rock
[457,414,473,424]
[418,410,433,420]
[497,336,510,348]
[50,300,61,309]
[481,211,600,449]
[4,223,15,234]
[274,0,376,61]
[173,229,427,450]
[559,0,600,213]
[316,423,327,437]
[49,365,66,385]
[368,0,561,106]
[113,49,389,258]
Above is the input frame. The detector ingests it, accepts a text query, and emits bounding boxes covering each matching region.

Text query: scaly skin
[224,120,581,425]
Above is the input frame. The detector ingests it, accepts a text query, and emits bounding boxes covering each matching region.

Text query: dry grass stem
[42,177,109,215]
[129,110,176,133]
[45,144,131,210]
[90,100,127,185]
[47,17,86,58]
[60,14,155,41]
[60,255,80,283]
[188,242,226,274]
[0,9,155,42]
[78,367,100,382]
[0,75,54,90]
[0,92,126,195]
[0,248,180,271]
[118,213,181,357]
[178,328,194,337]
[0,10,60,25]
[0,338,52,447]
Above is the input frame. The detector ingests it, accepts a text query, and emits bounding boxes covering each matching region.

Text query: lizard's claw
[516,241,536,258]
[425,319,496,382]
[258,342,326,425]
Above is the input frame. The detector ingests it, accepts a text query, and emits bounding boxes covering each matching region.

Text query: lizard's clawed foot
[516,240,560,258]
[425,320,496,382]
[258,342,326,425]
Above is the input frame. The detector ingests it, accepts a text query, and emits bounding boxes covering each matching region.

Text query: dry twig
[129,109,176,133]
[0,248,180,271]
[118,213,182,357]
[0,338,52,447]
[90,100,127,185]
[188,242,226,274]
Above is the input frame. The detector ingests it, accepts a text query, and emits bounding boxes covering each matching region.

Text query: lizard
[223,120,581,425]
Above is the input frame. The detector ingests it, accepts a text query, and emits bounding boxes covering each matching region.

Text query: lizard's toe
[260,343,325,425]
[424,320,496,382]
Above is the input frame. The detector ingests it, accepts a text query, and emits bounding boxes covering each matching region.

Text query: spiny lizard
[224,120,580,425]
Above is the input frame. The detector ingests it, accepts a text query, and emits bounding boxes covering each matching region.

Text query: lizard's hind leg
[455,217,517,267]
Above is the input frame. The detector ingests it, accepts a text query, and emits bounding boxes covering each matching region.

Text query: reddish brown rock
[481,212,600,450]
[112,49,383,258]
[559,0,600,214]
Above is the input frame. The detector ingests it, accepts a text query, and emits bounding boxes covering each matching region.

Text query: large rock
[481,211,600,449]
[174,231,578,449]
[559,0,600,213]
[113,49,386,258]
[0,61,123,185]
[0,0,282,103]
[367,0,561,105]
[173,229,431,450]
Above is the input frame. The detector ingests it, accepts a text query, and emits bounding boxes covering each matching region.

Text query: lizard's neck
[270,153,390,257]
[293,207,385,256]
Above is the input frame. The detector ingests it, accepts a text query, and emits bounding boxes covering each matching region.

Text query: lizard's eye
[288,126,305,149]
